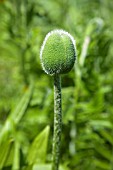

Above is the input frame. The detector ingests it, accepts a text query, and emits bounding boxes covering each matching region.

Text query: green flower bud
[40,29,76,75]
[86,18,104,37]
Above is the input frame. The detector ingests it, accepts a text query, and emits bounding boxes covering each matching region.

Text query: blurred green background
[0,0,113,170]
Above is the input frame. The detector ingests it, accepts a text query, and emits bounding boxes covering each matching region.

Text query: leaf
[100,129,113,145]
[12,141,20,170]
[33,164,51,170]
[0,140,14,169]
[95,143,112,160]
[23,164,64,170]
[27,126,50,165]
[0,83,34,142]
[10,83,34,124]
[94,159,111,170]
[89,120,112,129]
[33,164,64,170]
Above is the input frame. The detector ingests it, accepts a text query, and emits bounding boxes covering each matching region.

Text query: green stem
[52,74,62,170]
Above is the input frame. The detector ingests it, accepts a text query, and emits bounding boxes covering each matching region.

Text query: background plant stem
[52,74,62,170]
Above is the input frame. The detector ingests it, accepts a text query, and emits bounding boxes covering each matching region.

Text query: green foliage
[0,0,113,170]
[27,126,50,165]
[32,164,64,170]
[0,140,13,169]
[0,83,34,142]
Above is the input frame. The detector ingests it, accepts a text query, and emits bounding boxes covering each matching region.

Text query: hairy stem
[52,74,62,170]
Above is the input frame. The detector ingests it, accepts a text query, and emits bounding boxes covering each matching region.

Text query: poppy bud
[40,29,76,75]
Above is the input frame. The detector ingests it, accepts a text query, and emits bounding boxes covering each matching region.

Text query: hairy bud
[40,29,76,75]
